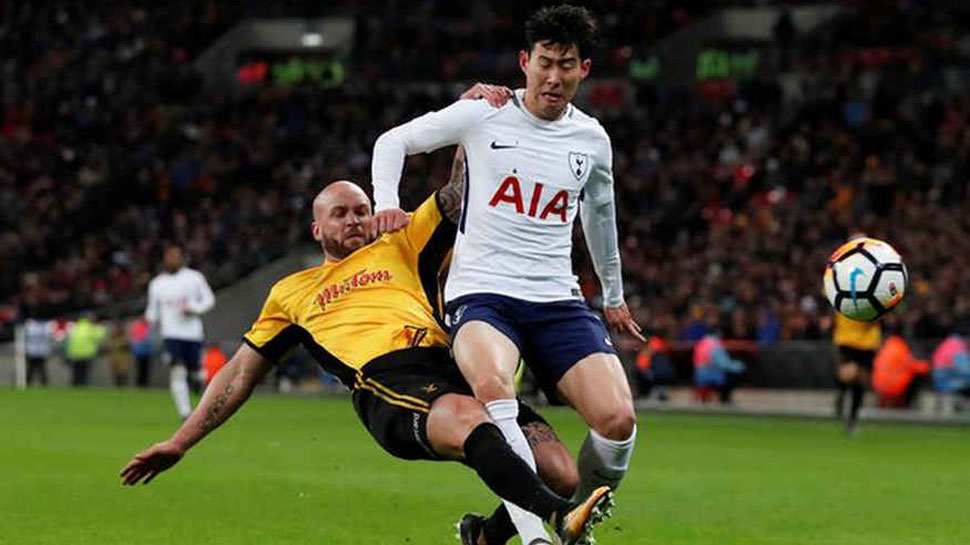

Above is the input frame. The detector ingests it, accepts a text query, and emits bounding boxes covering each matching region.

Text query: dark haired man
[371,5,640,544]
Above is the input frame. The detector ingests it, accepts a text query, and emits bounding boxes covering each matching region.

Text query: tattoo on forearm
[523,422,559,449]
[440,146,466,224]
[199,381,236,433]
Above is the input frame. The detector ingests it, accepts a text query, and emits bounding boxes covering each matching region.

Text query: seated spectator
[635,334,674,401]
[129,317,155,387]
[202,343,228,386]
[872,333,929,408]
[107,319,133,387]
[931,333,970,414]
[693,332,745,404]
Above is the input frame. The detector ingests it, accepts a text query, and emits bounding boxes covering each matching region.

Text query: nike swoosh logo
[490,141,517,150]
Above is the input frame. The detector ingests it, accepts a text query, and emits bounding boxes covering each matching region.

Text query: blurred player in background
[145,244,215,420]
[122,168,611,545]
[832,310,882,435]
[372,7,639,541]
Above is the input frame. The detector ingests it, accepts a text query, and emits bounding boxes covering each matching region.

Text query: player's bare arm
[438,145,466,224]
[119,343,273,485]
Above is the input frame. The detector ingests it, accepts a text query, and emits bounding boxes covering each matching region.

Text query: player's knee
[429,394,489,455]
[468,373,516,403]
[450,396,490,435]
[537,449,579,498]
[838,364,858,383]
[592,406,637,441]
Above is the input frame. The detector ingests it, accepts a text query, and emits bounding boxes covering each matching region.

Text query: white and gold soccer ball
[823,237,907,321]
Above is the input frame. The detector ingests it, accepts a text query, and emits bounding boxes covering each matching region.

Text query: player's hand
[119,440,186,486]
[373,207,410,235]
[603,302,646,343]
[460,83,513,108]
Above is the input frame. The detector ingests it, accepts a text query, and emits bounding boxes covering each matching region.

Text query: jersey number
[488,176,568,223]
[402,325,429,348]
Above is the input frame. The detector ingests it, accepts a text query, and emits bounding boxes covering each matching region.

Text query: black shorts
[351,347,549,461]
[163,339,201,369]
[838,346,876,370]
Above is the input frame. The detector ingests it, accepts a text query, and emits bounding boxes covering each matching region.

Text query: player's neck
[522,91,568,121]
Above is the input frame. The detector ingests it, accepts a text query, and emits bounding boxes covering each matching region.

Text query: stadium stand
[1,0,969,354]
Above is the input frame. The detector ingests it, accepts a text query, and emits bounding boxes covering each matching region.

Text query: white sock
[573,424,637,502]
[485,399,551,544]
[169,366,192,419]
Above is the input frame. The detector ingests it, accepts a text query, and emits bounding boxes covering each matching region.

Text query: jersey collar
[513,89,573,126]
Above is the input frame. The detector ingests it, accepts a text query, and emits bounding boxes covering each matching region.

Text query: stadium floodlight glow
[301,32,323,47]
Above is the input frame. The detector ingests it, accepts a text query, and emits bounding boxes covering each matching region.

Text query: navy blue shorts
[445,293,616,401]
[163,339,202,369]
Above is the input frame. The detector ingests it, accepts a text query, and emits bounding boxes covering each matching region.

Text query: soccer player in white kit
[371,6,642,544]
[145,244,216,420]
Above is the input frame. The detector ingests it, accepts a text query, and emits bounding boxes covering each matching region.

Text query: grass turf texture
[1,388,968,545]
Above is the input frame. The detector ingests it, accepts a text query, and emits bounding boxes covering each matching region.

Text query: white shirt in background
[145,267,215,341]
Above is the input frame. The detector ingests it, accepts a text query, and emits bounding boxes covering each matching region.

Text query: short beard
[322,236,366,261]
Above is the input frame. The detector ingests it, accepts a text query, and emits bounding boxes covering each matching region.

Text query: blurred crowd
[2,0,970,347]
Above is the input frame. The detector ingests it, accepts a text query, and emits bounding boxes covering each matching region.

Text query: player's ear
[579,58,591,80]
[519,49,530,75]
[310,221,323,242]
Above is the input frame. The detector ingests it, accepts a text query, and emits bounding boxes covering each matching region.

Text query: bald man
[120,158,612,545]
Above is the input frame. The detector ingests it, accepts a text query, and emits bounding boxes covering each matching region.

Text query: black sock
[463,422,571,522]
[849,384,865,423]
[482,503,516,545]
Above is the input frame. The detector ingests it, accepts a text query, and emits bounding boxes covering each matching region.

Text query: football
[823,237,907,321]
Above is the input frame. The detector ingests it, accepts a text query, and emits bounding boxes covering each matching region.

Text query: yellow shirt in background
[833,312,882,350]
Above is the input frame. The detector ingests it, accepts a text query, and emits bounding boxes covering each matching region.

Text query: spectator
[872,333,929,408]
[22,314,54,386]
[634,335,674,401]
[129,317,155,387]
[693,333,745,404]
[107,320,134,387]
[3,0,970,350]
[63,313,106,386]
[202,343,228,386]
[931,333,970,415]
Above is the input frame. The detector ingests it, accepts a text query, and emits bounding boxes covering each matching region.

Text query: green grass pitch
[2,388,969,545]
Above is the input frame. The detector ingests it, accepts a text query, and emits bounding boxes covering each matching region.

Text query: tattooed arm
[119,344,273,485]
[438,145,466,224]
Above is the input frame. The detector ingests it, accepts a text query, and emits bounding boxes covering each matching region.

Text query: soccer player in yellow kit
[120,149,611,545]
[833,311,882,435]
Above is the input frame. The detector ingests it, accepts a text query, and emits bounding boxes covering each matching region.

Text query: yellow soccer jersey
[833,312,882,351]
[243,192,455,388]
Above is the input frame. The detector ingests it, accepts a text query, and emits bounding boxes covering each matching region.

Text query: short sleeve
[243,284,303,362]
[401,192,456,253]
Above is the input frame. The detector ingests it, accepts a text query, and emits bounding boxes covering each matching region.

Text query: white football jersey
[145,267,215,341]
[373,90,622,305]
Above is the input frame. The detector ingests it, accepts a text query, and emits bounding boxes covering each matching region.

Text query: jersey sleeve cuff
[243,336,277,363]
